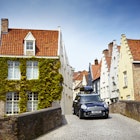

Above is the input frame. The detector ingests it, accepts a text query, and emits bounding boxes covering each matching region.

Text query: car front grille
[87,106,104,111]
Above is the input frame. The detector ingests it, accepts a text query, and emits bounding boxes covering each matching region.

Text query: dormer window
[26,41,33,50]
[24,32,36,56]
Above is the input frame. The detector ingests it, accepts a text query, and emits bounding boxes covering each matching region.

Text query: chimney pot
[94,59,98,65]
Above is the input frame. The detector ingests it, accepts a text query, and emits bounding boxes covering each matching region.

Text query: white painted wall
[58,28,74,115]
[109,40,120,102]
[100,54,110,103]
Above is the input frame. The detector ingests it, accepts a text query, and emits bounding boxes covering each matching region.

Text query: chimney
[103,49,108,57]
[108,42,113,57]
[1,18,9,33]
[94,59,98,65]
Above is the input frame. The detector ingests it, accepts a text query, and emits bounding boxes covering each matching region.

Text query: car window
[77,96,80,101]
[75,96,78,100]
[80,95,101,102]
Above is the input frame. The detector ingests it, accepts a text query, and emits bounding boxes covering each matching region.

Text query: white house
[59,36,74,114]
[109,40,120,103]
[100,43,113,104]
[73,70,88,100]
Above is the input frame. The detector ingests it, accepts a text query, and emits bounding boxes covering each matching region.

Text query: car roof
[77,93,99,97]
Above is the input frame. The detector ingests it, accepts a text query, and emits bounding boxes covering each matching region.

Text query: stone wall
[0,101,5,116]
[133,64,140,100]
[109,100,140,122]
[0,106,62,140]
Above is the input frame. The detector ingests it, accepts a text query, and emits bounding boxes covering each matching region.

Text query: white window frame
[126,95,130,100]
[8,61,21,80]
[6,92,19,115]
[26,40,33,50]
[27,92,38,112]
[24,32,36,56]
[26,61,39,80]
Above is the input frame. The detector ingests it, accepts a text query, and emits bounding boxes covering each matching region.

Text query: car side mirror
[74,100,78,103]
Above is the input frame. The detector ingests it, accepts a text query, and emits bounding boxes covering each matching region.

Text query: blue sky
[1,0,140,71]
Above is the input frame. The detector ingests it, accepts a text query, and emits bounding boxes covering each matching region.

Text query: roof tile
[127,39,140,61]
[0,28,59,56]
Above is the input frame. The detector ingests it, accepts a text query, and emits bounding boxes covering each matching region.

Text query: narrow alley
[36,114,140,140]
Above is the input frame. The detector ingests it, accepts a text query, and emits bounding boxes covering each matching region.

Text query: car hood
[84,101,104,107]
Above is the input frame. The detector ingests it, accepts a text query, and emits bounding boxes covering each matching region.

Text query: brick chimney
[1,18,9,33]
[94,59,98,65]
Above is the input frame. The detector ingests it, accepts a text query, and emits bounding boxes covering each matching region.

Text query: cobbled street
[36,114,140,140]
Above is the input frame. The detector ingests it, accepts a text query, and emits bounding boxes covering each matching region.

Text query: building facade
[109,40,120,103]
[100,43,112,104]
[73,70,88,100]
[118,34,140,100]
[88,59,101,94]
[0,18,73,116]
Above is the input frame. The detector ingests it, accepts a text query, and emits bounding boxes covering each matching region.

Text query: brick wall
[0,106,62,140]
[133,64,140,100]
[109,100,140,122]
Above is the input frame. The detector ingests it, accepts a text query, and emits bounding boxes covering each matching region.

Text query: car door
[73,95,80,114]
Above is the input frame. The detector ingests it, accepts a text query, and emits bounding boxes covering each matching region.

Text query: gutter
[133,61,140,64]
[0,55,59,59]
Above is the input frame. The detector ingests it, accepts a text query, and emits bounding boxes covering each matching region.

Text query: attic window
[24,32,36,56]
[26,41,33,50]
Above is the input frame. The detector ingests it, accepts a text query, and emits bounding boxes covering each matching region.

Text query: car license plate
[91,111,101,114]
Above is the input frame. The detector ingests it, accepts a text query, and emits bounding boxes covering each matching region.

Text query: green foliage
[0,57,63,113]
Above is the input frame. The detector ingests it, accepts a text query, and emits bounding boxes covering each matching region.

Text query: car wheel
[104,114,109,119]
[79,110,83,119]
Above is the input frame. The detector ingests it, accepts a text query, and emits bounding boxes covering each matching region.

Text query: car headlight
[81,104,87,110]
[104,103,109,108]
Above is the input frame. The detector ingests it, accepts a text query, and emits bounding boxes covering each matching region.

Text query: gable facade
[100,43,112,104]
[118,34,140,100]
[73,70,88,100]
[109,40,120,103]
[0,18,73,116]
[88,59,101,94]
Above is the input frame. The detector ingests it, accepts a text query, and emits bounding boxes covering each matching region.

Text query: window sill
[123,86,127,89]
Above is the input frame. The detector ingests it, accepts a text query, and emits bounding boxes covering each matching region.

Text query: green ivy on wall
[0,57,63,113]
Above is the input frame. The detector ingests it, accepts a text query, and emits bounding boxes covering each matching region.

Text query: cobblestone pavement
[36,114,140,140]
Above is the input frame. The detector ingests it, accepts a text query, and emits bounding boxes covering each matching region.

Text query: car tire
[104,114,109,119]
[79,110,83,119]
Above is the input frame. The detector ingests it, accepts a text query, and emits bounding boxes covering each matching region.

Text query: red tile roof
[127,39,140,61]
[73,70,88,81]
[0,28,59,56]
[91,61,101,80]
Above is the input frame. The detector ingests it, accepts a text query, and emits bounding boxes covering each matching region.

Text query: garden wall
[0,106,62,140]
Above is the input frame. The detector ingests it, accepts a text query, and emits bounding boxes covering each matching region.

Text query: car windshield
[80,95,101,102]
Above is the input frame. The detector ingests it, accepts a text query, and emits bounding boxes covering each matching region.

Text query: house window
[126,95,130,100]
[26,61,39,79]
[123,71,128,88]
[8,61,20,80]
[6,92,19,115]
[26,41,33,50]
[27,92,38,111]
[24,32,36,56]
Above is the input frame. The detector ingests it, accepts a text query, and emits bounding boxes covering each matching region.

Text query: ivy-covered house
[0,18,73,116]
